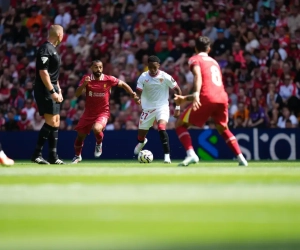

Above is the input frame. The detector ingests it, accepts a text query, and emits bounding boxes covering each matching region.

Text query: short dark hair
[91,60,102,67]
[282,105,290,111]
[195,36,210,53]
[148,55,160,63]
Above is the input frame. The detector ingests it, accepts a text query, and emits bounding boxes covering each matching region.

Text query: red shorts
[180,102,228,128]
[75,116,108,135]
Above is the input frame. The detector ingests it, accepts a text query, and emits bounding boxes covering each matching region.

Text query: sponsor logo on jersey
[145,79,149,82]
[88,91,105,97]
[93,92,106,97]
[159,78,163,83]
[41,57,48,64]
[104,84,106,88]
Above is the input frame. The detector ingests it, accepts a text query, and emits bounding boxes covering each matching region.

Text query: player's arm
[173,84,182,96]
[136,88,142,99]
[39,70,55,93]
[39,70,61,102]
[174,93,195,105]
[171,84,182,118]
[118,80,141,104]
[136,77,143,99]
[75,76,90,97]
[56,81,63,102]
[37,48,61,102]
[173,65,202,109]
[191,65,202,110]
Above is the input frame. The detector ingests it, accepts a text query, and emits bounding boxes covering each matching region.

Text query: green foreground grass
[0,161,300,250]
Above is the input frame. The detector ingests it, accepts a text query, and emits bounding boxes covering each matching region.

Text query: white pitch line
[0,167,300,176]
[0,184,299,204]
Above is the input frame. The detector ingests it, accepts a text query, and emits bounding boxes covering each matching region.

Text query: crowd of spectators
[1,0,300,131]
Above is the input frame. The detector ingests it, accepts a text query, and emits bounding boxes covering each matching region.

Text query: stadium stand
[1,0,300,131]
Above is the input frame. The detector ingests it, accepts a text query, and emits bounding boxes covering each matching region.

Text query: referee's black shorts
[34,84,61,116]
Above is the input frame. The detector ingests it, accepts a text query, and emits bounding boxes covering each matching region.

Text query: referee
[31,25,65,164]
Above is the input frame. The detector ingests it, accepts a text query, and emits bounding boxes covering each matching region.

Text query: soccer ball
[138,150,153,163]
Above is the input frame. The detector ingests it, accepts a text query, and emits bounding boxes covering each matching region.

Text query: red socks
[74,131,103,156]
[137,135,146,143]
[176,125,241,157]
[221,129,241,156]
[176,126,193,151]
[74,138,84,156]
[95,131,104,145]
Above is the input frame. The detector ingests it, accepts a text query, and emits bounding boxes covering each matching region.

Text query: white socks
[237,154,248,165]
[187,149,197,157]
[164,154,170,162]
[0,150,6,158]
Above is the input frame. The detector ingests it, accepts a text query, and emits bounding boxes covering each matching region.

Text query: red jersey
[17,120,30,131]
[102,28,119,44]
[79,73,119,118]
[188,53,228,104]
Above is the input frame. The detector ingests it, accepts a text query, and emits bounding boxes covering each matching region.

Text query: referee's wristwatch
[49,89,56,94]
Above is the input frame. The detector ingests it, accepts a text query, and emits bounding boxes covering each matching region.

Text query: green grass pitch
[0,160,300,250]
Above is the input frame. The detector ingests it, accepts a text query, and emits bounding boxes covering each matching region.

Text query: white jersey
[136,70,177,110]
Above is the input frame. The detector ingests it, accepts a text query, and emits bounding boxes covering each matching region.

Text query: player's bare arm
[173,76,198,106]
[39,70,61,102]
[173,85,182,118]
[173,85,182,96]
[191,65,202,110]
[75,76,90,97]
[136,88,142,98]
[57,81,63,102]
[118,80,141,105]
[174,94,194,105]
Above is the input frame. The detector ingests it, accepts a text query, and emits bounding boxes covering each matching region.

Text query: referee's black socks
[48,127,59,159]
[34,123,58,157]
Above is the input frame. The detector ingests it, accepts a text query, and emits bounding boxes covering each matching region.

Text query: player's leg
[134,129,149,155]
[156,107,171,163]
[213,103,248,166]
[72,132,87,163]
[157,120,171,163]
[0,143,14,166]
[175,119,199,166]
[92,122,105,158]
[72,118,92,163]
[32,93,64,164]
[92,117,109,158]
[46,112,64,164]
[134,110,156,155]
[46,97,65,164]
[175,104,209,166]
[31,97,52,164]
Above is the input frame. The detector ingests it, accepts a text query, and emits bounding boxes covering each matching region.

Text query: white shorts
[139,107,170,130]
